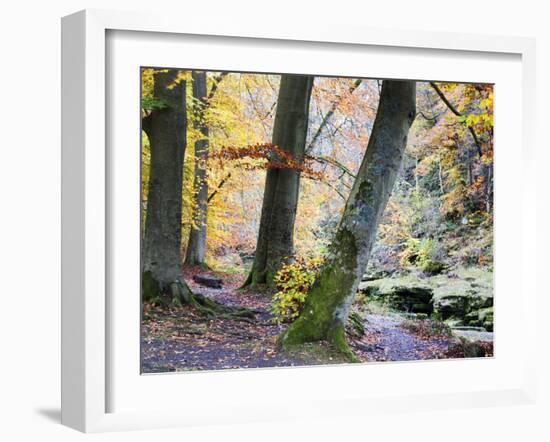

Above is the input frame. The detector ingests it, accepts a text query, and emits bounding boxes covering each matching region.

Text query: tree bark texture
[142,70,188,297]
[279,80,417,357]
[185,71,209,266]
[244,74,314,287]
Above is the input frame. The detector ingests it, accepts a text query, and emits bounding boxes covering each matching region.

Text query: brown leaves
[208,143,323,179]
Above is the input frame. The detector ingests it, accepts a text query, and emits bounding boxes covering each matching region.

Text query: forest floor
[141,269,489,373]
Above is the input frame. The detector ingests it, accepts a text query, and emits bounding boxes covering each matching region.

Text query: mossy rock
[433,294,471,319]
[358,276,433,314]
[470,296,493,310]
[459,306,493,331]
[478,307,494,331]
[358,267,493,326]
[361,268,393,282]
[478,307,493,322]
[421,261,446,275]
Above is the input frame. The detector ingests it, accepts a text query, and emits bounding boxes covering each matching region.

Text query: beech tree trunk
[141,70,191,300]
[279,80,417,358]
[185,71,209,267]
[243,74,314,288]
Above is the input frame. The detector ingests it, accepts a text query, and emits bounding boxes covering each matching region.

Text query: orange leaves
[209,142,324,179]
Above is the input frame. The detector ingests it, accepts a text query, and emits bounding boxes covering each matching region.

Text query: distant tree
[185,71,210,267]
[279,80,417,359]
[243,74,314,288]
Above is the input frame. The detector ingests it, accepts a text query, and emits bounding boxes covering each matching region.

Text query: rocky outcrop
[358,267,493,331]
[359,278,434,315]
[433,293,492,328]
[462,307,494,332]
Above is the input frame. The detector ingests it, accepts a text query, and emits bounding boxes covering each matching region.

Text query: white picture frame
[61,9,537,433]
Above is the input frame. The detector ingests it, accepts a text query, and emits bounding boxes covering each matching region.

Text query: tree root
[278,322,360,363]
[345,310,365,339]
[169,279,256,321]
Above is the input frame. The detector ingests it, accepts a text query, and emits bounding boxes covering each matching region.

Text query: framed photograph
[61,9,537,433]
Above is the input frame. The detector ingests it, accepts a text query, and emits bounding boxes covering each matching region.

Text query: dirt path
[350,314,453,362]
[141,273,312,372]
[141,272,461,373]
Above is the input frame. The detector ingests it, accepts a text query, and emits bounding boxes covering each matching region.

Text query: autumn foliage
[209,142,323,179]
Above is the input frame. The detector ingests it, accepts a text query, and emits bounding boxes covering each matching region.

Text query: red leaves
[209,143,323,179]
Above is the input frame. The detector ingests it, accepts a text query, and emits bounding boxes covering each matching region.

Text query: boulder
[358,277,433,314]
[359,267,494,331]
[472,307,494,332]
[361,268,393,282]
[434,294,471,320]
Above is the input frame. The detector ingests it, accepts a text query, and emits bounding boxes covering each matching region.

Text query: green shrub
[416,238,434,268]
[399,237,446,274]
[400,237,433,267]
[269,256,323,324]
[399,237,421,266]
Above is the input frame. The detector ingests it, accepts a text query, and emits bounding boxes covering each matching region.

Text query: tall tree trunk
[484,162,493,213]
[141,70,191,301]
[279,80,417,359]
[438,154,444,195]
[185,71,209,267]
[243,74,314,288]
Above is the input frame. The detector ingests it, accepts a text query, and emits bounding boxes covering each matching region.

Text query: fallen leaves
[141,270,491,373]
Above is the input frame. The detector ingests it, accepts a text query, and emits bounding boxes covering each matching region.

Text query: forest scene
[140,68,494,373]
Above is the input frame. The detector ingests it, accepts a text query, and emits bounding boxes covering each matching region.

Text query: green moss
[142,271,160,302]
[278,228,360,362]
[326,325,360,362]
[422,261,446,275]
[282,341,356,365]
[243,266,267,290]
[478,306,493,322]
[358,180,375,205]
[360,267,493,304]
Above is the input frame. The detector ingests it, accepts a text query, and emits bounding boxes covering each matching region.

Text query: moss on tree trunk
[279,80,417,360]
[141,70,255,320]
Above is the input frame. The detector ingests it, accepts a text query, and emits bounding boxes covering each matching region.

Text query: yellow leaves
[270,256,324,324]
[440,185,466,218]
[141,68,154,99]
[480,96,493,110]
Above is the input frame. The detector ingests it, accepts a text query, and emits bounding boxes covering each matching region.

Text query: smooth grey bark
[279,80,417,358]
[142,70,191,300]
[243,74,314,287]
[185,71,209,267]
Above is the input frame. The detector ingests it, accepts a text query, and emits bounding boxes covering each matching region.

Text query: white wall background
[0,1,547,440]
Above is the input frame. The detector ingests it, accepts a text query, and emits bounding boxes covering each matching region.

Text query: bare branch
[306,79,363,153]
[429,82,483,157]
[207,172,232,203]
[310,155,356,179]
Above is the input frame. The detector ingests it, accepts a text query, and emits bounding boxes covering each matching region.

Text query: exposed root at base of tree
[276,310,365,363]
[239,269,276,292]
[277,325,360,364]
[142,272,256,321]
[278,338,359,364]
[346,310,366,339]
[169,279,256,321]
